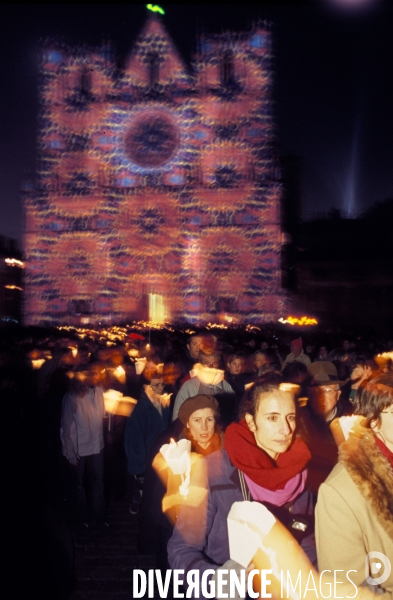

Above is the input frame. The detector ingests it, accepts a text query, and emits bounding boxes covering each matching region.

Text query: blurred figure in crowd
[282,338,311,370]
[139,394,223,572]
[253,350,269,374]
[314,345,329,362]
[172,350,234,425]
[301,361,350,497]
[183,334,204,374]
[348,355,373,402]
[305,343,316,362]
[124,372,171,515]
[61,362,106,526]
[254,349,282,376]
[224,353,252,406]
[282,361,309,398]
[101,344,129,503]
[162,361,184,411]
[327,348,352,402]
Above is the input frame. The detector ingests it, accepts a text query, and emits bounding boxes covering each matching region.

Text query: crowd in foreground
[2,325,393,599]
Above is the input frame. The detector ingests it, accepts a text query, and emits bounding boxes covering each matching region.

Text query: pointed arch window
[221,50,235,86]
[147,52,160,87]
[80,68,91,94]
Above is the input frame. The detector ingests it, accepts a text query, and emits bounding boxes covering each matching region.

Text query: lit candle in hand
[160,438,191,496]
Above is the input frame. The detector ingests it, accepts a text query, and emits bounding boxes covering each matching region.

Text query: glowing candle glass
[135,357,147,374]
[160,438,191,496]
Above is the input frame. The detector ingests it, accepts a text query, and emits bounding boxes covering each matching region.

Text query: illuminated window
[148,293,168,323]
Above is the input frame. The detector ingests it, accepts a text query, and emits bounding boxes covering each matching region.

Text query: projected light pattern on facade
[24,16,286,325]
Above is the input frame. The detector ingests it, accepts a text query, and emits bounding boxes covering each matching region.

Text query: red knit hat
[291,338,303,350]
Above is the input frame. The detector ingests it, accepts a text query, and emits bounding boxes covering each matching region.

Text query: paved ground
[69,498,163,600]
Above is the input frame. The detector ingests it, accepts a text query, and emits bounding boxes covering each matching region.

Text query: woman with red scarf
[168,374,315,595]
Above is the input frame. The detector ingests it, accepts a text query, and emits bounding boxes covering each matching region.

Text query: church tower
[24,16,285,325]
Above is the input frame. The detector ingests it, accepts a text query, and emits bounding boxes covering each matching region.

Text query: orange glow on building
[24,16,285,325]
[279,315,318,326]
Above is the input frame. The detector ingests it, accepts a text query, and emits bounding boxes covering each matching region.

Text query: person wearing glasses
[301,360,349,496]
[124,372,171,514]
[316,374,393,597]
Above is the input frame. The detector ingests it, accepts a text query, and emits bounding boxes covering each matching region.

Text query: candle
[160,439,191,475]
[31,358,46,370]
[135,357,147,374]
[112,365,126,384]
[330,414,364,447]
[338,415,364,440]
[228,501,276,568]
[160,438,192,497]
[103,389,137,425]
[159,392,172,408]
[279,382,300,396]
[103,389,123,413]
[193,363,224,386]
[127,348,139,358]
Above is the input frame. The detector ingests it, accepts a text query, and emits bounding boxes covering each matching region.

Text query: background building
[24,17,285,325]
[0,236,24,325]
[293,200,393,328]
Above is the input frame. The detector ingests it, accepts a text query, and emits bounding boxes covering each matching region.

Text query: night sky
[1,2,393,244]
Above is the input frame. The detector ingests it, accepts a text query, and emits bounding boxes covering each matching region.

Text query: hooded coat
[315,430,393,598]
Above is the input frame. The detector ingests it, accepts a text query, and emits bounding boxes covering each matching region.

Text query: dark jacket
[124,388,171,475]
[299,400,350,496]
[138,422,223,555]
[168,449,315,591]
[138,418,184,554]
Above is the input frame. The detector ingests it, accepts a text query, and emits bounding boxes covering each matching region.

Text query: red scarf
[375,435,393,469]
[225,419,311,491]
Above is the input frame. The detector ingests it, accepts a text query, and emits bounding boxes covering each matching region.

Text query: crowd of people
[2,324,393,599]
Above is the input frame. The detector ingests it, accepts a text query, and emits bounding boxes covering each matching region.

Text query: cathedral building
[24,16,286,325]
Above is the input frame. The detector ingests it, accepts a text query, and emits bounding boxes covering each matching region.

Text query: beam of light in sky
[343,119,360,217]
[343,140,357,217]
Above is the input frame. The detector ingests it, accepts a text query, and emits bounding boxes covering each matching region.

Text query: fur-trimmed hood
[339,430,393,541]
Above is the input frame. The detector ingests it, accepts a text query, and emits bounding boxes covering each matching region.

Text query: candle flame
[127,349,140,358]
[5,258,24,268]
[279,382,301,396]
[31,358,46,370]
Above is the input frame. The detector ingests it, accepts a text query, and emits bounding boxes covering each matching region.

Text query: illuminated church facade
[24,17,286,325]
